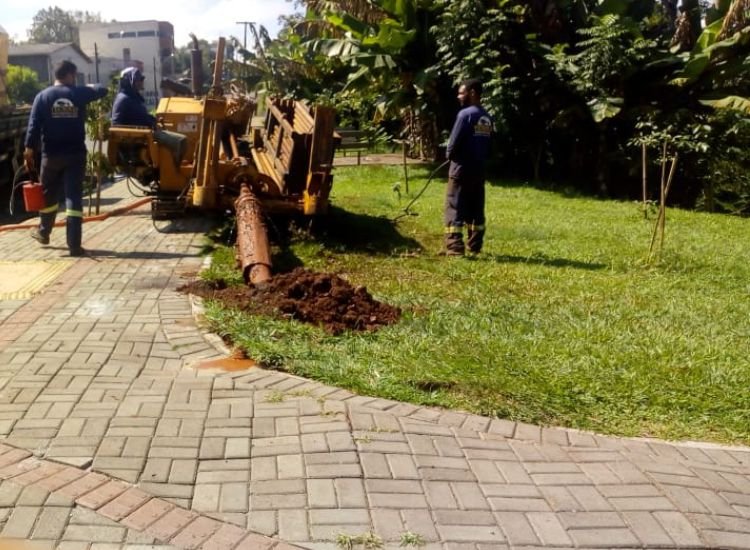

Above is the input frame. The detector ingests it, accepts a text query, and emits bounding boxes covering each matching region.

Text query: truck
[0,24,30,192]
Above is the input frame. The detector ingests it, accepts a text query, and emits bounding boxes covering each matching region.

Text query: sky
[1,0,299,47]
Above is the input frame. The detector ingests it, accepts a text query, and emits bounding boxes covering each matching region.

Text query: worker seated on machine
[112,68,156,127]
[111,67,186,167]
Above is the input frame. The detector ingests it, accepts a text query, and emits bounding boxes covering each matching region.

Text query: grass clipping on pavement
[201,165,750,445]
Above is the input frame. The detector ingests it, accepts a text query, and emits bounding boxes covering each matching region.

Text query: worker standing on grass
[111,67,156,127]
[23,60,107,257]
[444,78,493,256]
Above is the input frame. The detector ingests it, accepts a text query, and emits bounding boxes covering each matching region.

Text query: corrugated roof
[9,43,92,63]
[10,43,68,55]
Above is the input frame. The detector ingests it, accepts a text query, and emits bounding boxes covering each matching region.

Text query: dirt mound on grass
[181,268,401,335]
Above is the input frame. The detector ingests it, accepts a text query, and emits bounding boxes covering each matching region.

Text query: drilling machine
[108,37,336,285]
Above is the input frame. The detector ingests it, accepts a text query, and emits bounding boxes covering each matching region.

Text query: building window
[107,32,120,39]
[121,31,136,38]
[138,30,156,37]
[123,48,131,62]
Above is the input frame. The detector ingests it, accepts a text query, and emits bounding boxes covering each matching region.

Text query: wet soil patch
[181,268,401,335]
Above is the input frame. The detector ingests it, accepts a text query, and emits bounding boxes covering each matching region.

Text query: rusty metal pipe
[188,33,203,97]
[212,37,226,89]
[190,49,203,96]
[229,133,240,159]
[235,184,272,285]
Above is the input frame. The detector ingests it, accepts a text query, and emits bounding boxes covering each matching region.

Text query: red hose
[0,197,152,233]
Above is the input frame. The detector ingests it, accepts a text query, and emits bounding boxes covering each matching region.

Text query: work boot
[445,232,465,256]
[467,228,484,255]
[30,228,50,245]
[66,216,83,253]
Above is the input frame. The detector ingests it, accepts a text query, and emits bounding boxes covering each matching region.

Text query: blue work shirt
[446,104,493,179]
[112,68,155,127]
[111,82,156,127]
[25,84,107,156]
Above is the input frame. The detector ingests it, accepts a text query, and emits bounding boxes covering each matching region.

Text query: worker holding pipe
[24,60,107,256]
[444,78,493,256]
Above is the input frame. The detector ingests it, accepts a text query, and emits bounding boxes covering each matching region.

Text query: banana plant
[303,0,443,150]
[305,0,419,83]
[670,7,750,114]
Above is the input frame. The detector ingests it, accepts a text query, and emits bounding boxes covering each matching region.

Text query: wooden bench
[336,129,372,165]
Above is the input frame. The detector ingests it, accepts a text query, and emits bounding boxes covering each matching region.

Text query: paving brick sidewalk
[0,195,748,549]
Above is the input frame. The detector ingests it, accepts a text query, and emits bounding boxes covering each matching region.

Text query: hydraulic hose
[393,160,450,222]
[8,166,30,216]
[0,196,152,233]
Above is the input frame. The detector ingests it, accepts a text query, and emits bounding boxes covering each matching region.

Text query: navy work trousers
[38,152,86,252]
[444,174,486,254]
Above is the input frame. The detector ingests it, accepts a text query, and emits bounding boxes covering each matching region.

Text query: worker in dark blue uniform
[111,67,156,127]
[444,78,493,256]
[23,60,107,256]
[111,67,188,175]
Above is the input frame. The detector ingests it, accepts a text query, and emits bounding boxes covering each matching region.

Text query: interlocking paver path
[0,180,748,549]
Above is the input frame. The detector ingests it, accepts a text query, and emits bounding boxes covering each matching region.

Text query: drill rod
[235,184,272,285]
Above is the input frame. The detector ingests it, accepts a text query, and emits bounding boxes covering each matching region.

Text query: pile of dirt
[181,268,401,335]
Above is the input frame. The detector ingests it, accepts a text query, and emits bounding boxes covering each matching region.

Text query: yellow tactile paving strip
[0,260,72,300]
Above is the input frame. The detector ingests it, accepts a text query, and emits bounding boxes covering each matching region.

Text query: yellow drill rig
[108,37,336,285]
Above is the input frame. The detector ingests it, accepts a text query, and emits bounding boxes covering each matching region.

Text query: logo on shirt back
[51,98,78,118]
[474,116,492,137]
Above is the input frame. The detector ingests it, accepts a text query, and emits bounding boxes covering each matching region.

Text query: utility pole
[152,56,158,107]
[94,42,100,83]
[235,21,256,87]
[236,21,255,50]
[237,20,269,74]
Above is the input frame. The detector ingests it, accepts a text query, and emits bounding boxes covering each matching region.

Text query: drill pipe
[235,185,272,285]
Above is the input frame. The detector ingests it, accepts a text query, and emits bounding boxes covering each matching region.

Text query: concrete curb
[185,252,750,455]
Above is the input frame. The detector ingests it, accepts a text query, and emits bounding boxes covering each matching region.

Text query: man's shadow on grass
[482,253,606,271]
[264,207,423,274]
[312,206,422,256]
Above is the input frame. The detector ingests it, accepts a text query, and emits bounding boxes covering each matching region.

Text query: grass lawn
[203,165,750,445]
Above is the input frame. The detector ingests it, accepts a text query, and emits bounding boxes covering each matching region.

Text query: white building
[8,43,94,86]
[79,20,174,108]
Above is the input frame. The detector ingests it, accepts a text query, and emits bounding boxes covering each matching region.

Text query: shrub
[6,65,42,105]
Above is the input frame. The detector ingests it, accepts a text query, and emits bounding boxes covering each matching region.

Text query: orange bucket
[21,181,45,212]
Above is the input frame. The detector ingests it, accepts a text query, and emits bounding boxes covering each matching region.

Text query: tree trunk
[718,0,750,40]
[671,0,702,51]
[401,108,438,161]
[661,0,678,31]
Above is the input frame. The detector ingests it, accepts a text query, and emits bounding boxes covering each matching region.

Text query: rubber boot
[445,231,465,256]
[66,215,83,255]
[39,211,57,240]
[467,228,485,254]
